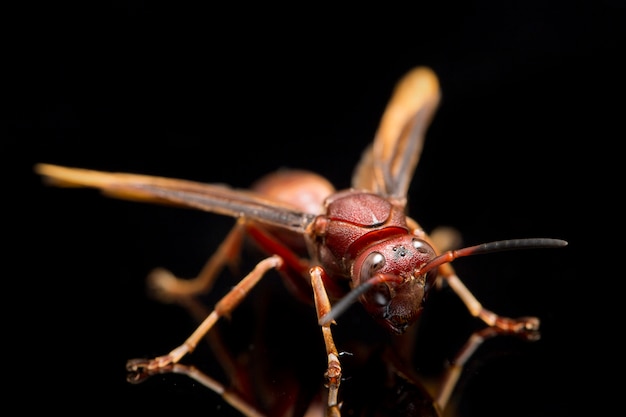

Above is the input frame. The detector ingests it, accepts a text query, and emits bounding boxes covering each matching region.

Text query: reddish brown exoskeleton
[35,67,566,417]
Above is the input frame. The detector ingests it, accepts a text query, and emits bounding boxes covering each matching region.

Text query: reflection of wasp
[36,67,566,416]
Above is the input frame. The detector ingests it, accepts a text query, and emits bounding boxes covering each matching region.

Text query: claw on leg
[491,315,541,340]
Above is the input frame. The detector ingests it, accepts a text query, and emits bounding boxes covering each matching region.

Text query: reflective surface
[12,3,620,415]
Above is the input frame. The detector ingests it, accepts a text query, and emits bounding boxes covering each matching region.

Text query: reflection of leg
[176,295,256,407]
[126,256,283,394]
[139,363,266,417]
[310,266,342,417]
[436,326,499,411]
[435,263,541,415]
[148,221,246,302]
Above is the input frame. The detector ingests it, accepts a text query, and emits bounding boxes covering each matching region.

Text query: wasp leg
[148,219,247,303]
[310,266,342,417]
[126,256,283,387]
[438,264,541,337]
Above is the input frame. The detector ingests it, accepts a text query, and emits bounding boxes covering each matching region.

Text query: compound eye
[359,251,385,283]
[412,238,435,256]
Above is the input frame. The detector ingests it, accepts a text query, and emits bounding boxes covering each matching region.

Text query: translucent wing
[35,163,316,233]
[352,67,441,207]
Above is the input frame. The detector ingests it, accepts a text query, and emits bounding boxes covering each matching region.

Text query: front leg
[310,266,342,417]
[438,263,540,337]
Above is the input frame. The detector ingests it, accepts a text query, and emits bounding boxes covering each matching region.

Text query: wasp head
[352,236,438,334]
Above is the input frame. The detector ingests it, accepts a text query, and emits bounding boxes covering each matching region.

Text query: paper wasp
[35,66,566,416]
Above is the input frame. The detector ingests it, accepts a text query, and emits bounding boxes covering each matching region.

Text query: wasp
[35,66,567,416]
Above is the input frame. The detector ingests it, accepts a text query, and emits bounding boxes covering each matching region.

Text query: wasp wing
[351,67,441,207]
[35,163,316,233]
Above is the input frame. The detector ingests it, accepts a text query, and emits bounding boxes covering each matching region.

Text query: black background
[6,2,623,416]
